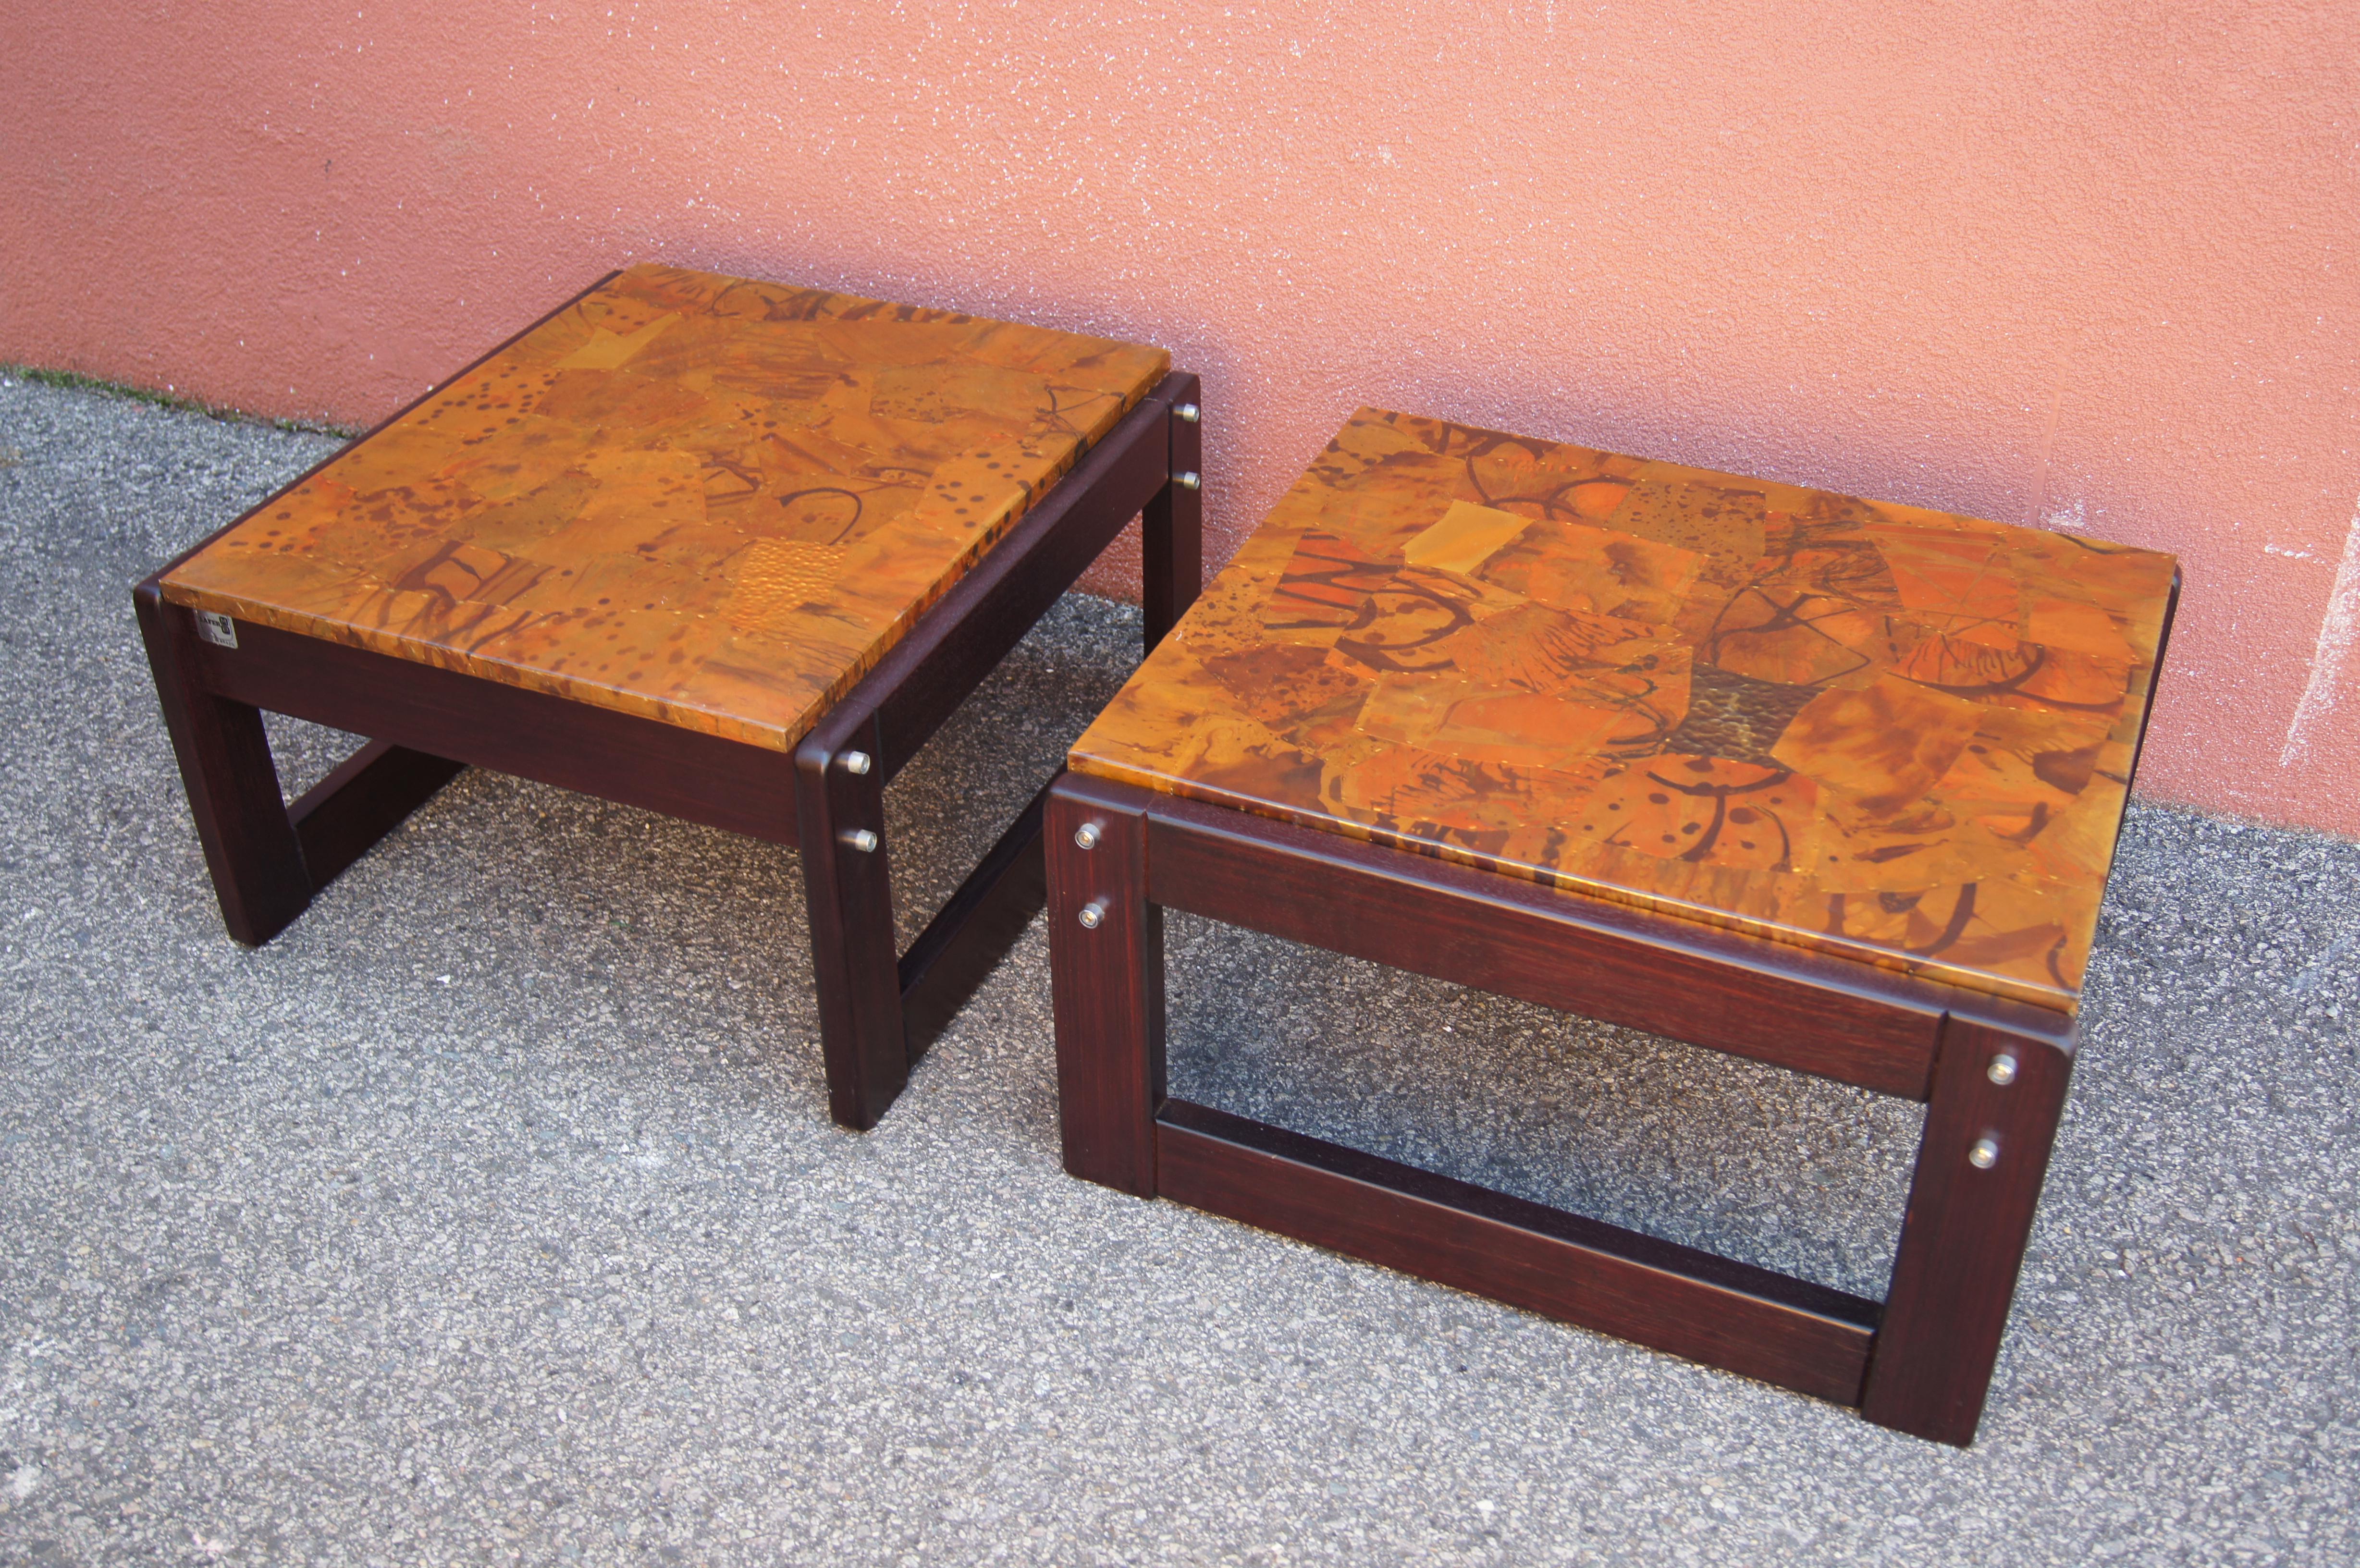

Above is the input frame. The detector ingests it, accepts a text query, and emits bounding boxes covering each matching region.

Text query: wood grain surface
[1071,408,2177,1011]
[161,263,1169,752]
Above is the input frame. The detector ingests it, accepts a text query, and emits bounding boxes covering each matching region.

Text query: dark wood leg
[770,376,1192,1128]
[289,739,465,890]
[1046,775,1163,1196]
[795,720,909,1130]
[1142,375,1203,653]
[1860,1016,2075,1446]
[897,779,1051,1064]
[133,586,311,945]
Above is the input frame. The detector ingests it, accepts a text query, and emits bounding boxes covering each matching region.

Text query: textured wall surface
[4,1,2355,833]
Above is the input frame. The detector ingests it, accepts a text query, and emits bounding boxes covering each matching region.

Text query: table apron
[1136,796,1952,1100]
[191,620,799,844]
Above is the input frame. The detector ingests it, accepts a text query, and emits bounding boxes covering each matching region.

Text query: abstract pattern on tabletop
[163,264,1170,749]
[1069,409,2177,1011]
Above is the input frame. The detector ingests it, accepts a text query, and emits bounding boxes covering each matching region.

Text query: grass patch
[0,364,357,438]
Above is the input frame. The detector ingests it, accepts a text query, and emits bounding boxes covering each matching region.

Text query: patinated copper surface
[1070,408,2176,1011]
[163,264,1169,750]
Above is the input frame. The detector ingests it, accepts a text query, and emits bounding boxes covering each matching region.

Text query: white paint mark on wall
[2027,382,2065,528]
[2280,501,2360,767]
[2044,498,2086,532]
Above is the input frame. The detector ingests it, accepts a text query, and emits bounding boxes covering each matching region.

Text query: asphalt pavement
[0,374,2354,1565]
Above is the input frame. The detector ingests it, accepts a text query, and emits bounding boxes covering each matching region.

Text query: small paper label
[194,611,239,649]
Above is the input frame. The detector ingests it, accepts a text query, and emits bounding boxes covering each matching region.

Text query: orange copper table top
[162,264,1169,751]
[1070,408,2177,1013]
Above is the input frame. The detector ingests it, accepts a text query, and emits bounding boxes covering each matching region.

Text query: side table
[1047,407,2176,1445]
[138,263,1201,1129]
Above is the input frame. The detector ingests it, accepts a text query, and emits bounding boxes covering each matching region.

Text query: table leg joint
[795,721,907,1130]
[1048,778,1163,1195]
[1860,1014,2076,1445]
[133,585,311,945]
[1143,371,1204,654]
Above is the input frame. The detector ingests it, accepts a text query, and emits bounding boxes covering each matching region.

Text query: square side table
[138,264,1202,1129]
[1049,408,2176,1445]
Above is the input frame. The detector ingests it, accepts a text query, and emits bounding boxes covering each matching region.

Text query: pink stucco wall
[4,2,2355,834]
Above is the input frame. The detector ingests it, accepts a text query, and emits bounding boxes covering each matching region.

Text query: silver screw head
[1968,1137,2001,1170]
[1077,900,1108,930]
[1175,471,1202,491]
[843,828,880,853]
[841,750,872,775]
[1073,822,1102,850]
[1987,1052,2019,1086]
[1175,402,1201,424]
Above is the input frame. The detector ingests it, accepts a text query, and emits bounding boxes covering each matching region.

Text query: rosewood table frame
[1046,770,2088,1447]
[135,278,1202,1131]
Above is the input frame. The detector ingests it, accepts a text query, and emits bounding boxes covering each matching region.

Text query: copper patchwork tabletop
[162,264,1170,751]
[1069,408,2177,1012]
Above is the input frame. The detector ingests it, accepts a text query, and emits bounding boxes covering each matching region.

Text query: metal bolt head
[1175,471,1202,491]
[841,750,872,776]
[843,828,879,853]
[1077,900,1107,930]
[1073,822,1102,851]
[1175,402,1201,424]
[1987,1052,2019,1086]
[1968,1137,2001,1170]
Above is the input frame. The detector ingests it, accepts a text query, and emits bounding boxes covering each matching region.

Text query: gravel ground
[0,374,2354,1565]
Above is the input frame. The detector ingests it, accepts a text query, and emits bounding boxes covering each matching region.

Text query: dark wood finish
[1143,374,1203,651]
[190,616,800,844]
[772,373,1189,1121]
[897,781,1050,1062]
[794,716,909,1130]
[133,584,312,945]
[139,343,1202,1129]
[1124,780,1953,1100]
[288,740,465,891]
[1156,1099,1878,1406]
[1860,1017,2075,1445]
[852,374,1192,785]
[1045,767,2096,1445]
[1047,780,1164,1197]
